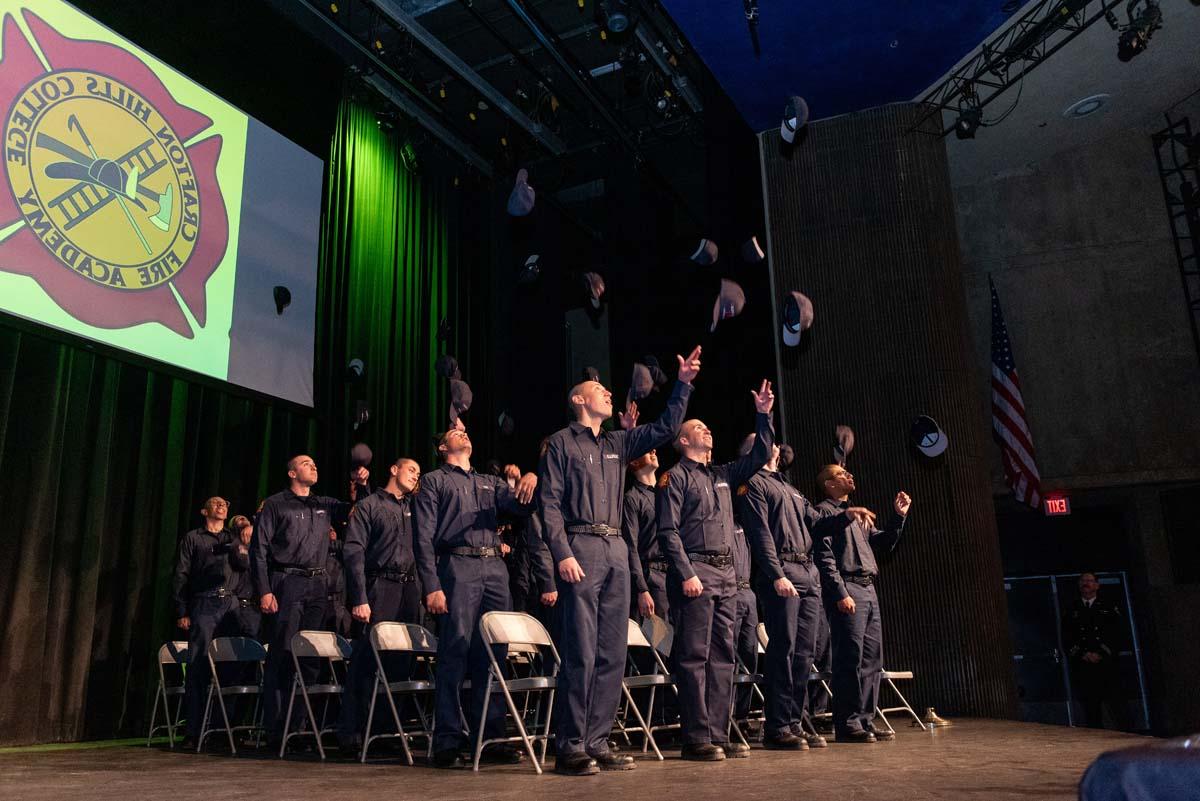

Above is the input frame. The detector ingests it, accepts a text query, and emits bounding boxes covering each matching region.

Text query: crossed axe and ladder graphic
[34,113,174,256]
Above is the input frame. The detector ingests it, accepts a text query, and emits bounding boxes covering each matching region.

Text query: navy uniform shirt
[173,527,238,617]
[622,482,658,595]
[343,488,416,607]
[656,413,774,581]
[1063,596,1124,661]
[411,463,531,594]
[812,497,905,600]
[250,489,354,598]
[732,525,752,584]
[225,541,254,600]
[538,381,694,565]
[738,470,828,582]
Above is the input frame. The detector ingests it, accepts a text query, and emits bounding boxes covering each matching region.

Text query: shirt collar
[679,457,705,472]
[441,462,474,477]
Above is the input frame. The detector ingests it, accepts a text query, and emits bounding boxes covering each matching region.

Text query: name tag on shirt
[315,509,327,516]
[604,453,619,460]
[715,482,729,490]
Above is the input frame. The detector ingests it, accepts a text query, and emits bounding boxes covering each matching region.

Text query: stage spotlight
[955,107,982,139]
[601,0,632,33]
[1116,0,1162,62]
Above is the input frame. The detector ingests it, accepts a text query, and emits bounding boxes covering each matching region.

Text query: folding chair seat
[876,669,929,732]
[613,618,674,760]
[198,637,267,754]
[280,631,352,759]
[361,623,438,764]
[147,641,188,747]
[473,611,559,774]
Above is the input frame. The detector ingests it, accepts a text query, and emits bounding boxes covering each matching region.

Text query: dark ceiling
[660,0,1017,131]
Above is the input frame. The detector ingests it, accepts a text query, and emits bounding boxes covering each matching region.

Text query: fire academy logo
[0,9,228,337]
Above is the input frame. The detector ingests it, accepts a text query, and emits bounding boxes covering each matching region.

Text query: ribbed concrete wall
[759,103,1018,718]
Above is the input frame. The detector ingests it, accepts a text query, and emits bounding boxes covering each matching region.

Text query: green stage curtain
[0,95,486,746]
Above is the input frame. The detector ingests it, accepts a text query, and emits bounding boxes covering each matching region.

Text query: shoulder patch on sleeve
[737,484,749,496]
[657,473,670,489]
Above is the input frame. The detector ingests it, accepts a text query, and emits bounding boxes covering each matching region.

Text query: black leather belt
[327,593,343,601]
[737,580,751,590]
[193,587,230,599]
[844,574,874,586]
[647,559,669,574]
[447,546,501,558]
[781,552,812,565]
[687,552,733,568]
[369,566,415,582]
[237,598,256,609]
[567,524,621,537]
[277,566,326,577]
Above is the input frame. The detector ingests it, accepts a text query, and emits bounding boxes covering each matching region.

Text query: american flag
[990,277,1041,508]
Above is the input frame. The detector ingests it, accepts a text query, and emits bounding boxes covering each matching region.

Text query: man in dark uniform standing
[324,529,351,637]
[413,429,537,768]
[337,457,423,749]
[657,380,775,762]
[251,455,367,743]
[738,443,830,750]
[174,497,242,746]
[539,348,702,775]
[1063,572,1130,730]
[623,450,666,622]
[813,464,911,744]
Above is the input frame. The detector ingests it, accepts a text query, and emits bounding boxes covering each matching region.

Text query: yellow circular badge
[5,69,198,290]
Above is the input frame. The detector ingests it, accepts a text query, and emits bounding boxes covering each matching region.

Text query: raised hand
[751,378,775,414]
[894,491,912,517]
[676,345,702,384]
[618,400,640,430]
[847,506,877,527]
[515,472,538,504]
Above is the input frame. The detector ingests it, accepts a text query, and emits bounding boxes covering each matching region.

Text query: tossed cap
[740,236,765,264]
[583,271,605,309]
[910,415,948,458]
[630,362,653,401]
[781,290,814,347]
[350,442,373,470]
[780,95,809,144]
[506,168,535,216]
[689,238,719,266]
[834,424,855,466]
[517,253,541,285]
[710,278,746,332]
[435,354,461,380]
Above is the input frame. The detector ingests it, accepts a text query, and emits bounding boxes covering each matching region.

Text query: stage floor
[0,719,1144,801]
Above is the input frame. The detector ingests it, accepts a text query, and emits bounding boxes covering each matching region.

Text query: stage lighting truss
[911,0,1127,137]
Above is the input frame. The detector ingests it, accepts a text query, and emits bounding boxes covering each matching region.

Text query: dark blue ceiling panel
[659,1,1014,131]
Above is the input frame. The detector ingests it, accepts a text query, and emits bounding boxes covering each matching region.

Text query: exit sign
[1044,495,1071,516]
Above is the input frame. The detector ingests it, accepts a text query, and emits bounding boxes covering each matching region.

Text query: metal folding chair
[280,631,352,759]
[876,670,929,732]
[613,618,671,760]
[147,641,188,747]
[473,611,559,774]
[729,649,765,746]
[198,637,267,754]
[638,614,681,745]
[361,622,437,764]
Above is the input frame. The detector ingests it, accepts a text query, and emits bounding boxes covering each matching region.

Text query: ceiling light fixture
[1063,93,1110,118]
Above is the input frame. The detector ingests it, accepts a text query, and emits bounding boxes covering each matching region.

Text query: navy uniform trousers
[338,574,423,741]
[827,581,883,735]
[668,561,737,746]
[432,555,510,752]
[731,586,760,720]
[760,562,822,737]
[261,573,329,736]
[184,594,247,739]
[554,533,631,757]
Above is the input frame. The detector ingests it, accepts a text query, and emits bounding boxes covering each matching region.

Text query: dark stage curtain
[0,95,487,746]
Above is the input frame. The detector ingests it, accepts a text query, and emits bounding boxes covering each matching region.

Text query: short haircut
[816,464,843,485]
[628,452,654,472]
[393,457,417,470]
[230,514,251,531]
[566,382,589,417]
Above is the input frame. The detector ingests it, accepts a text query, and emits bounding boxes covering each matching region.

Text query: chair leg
[361,674,378,764]
[280,675,298,758]
[214,682,238,755]
[623,684,663,760]
[496,677,542,775]
[887,678,928,730]
[381,678,415,767]
[472,674,494,773]
[198,685,215,753]
[147,684,163,747]
[299,680,326,761]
